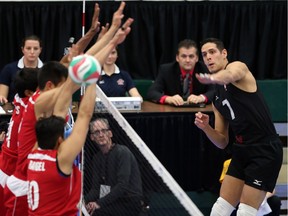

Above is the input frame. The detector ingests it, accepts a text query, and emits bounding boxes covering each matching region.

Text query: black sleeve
[195,61,215,104]
[202,84,216,104]
[84,155,101,202]
[146,64,168,103]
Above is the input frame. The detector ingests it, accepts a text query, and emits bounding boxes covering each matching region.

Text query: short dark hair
[89,118,110,133]
[200,38,225,52]
[21,35,42,48]
[13,68,39,98]
[35,115,66,150]
[38,61,68,90]
[177,39,198,56]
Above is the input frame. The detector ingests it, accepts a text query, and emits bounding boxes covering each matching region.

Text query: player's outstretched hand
[60,44,80,68]
[97,23,110,42]
[195,73,214,84]
[111,2,126,29]
[89,3,100,33]
[111,18,134,46]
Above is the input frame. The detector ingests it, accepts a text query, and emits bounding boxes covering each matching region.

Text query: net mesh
[81,85,204,216]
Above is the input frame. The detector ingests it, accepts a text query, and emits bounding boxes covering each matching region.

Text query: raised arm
[52,78,80,119]
[85,1,126,56]
[96,23,110,42]
[196,61,249,84]
[59,3,100,68]
[211,61,246,84]
[35,45,81,119]
[75,3,100,54]
[57,83,96,174]
[94,18,133,67]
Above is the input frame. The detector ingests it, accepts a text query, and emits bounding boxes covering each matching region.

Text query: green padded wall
[257,80,287,122]
[134,79,154,100]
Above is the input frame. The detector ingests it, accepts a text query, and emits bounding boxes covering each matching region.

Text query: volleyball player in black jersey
[194,38,283,216]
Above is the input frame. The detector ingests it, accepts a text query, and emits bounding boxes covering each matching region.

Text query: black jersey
[213,83,277,144]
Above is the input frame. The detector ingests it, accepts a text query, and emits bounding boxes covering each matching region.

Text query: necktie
[182,73,190,100]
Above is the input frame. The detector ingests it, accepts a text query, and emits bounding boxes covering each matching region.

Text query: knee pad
[210,197,235,216]
[237,203,257,216]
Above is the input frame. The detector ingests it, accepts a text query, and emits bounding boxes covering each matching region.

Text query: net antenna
[81,85,203,216]
[79,1,86,215]
[80,0,86,97]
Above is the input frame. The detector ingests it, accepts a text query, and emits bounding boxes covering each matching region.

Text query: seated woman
[97,48,142,99]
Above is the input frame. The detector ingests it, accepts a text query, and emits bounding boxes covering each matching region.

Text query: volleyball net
[80,85,204,216]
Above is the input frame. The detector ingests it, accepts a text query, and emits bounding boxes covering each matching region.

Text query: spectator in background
[97,47,142,99]
[85,118,143,216]
[147,39,214,106]
[0,35,43,104]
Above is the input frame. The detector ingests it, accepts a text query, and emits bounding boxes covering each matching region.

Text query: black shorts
[227,136,283,192]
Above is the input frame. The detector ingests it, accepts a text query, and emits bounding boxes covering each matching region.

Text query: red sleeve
[159,95,168,104]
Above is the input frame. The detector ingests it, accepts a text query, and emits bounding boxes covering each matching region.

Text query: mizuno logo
[253,179,262,186]
[215,96,219,100]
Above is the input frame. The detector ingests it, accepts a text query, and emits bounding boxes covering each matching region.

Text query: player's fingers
[123,27,131,35]
[93,3,100,20]
[121,18,134,30]
[195,112,202,118]
[117,1,126,13]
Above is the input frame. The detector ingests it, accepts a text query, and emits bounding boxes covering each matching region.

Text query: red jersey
[0,94,28,215]
[14,90,40,180]
[27,149,81,216]
[0,94,29,178]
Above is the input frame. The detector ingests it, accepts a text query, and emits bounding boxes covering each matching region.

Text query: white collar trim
[101,64,120,75]
[17,56,44,68]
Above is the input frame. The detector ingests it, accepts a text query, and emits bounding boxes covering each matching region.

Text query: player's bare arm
[75,3,100,54]
[35,86,63,119]
[58,83,96,175]
[97,23,110,42]
[52,77,80,119]
[86,1,126,56]
[195,105,229,149]
[196,61,255,91]
[94,18,133,66]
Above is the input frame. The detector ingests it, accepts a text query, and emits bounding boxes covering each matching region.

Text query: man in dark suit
[147,39,214,106]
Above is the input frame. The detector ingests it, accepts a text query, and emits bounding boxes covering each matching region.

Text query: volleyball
[68,54,101,85]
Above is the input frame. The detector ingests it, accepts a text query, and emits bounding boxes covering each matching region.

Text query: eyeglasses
[90,129,109,136]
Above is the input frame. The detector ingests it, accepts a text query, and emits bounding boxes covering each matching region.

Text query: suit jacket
[147,61,215,103]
